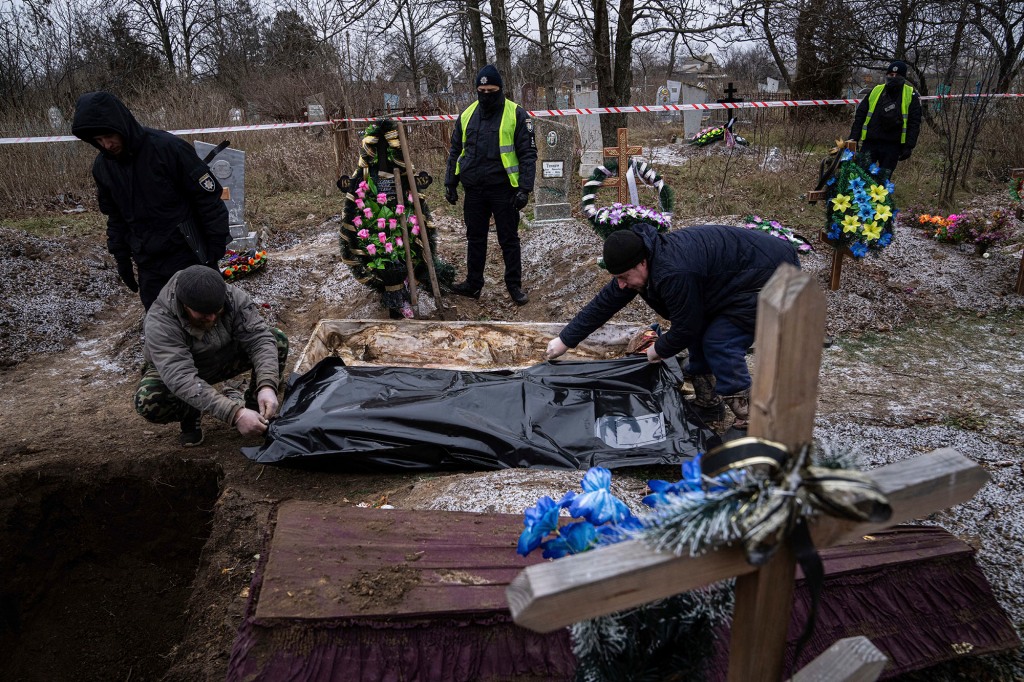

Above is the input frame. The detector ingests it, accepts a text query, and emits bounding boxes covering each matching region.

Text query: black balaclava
[475,64,505,116]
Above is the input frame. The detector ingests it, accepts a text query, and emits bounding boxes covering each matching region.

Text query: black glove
[511,190,530,211]
[898,147,913,161]
[115,257,139,293]
[444,185,458,205]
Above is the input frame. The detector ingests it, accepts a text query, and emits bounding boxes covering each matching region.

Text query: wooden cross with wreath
[602,128,643,204]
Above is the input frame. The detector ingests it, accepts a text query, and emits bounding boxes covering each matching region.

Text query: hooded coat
[71,92,229,274]
[559,223,801,358]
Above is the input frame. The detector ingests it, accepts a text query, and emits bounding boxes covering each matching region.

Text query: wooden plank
[1015,253,1024,296]
[257,503,543,621]
[505,447,987,632]
[1011,168,1024,179]
[807,189,827,203]
[729,264,826,682]
[791,636,887,682]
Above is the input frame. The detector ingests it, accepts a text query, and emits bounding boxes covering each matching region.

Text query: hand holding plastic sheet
[545,337,568,360]
[257,386,279,420]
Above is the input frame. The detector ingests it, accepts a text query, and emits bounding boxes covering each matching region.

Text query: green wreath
[581,159,675,240]
[338,119,454,316]
[822,150,896,258]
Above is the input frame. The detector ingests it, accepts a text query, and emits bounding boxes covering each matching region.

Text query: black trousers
[462,184,521,291]
[862,142,901,174]
[137,249,204,310]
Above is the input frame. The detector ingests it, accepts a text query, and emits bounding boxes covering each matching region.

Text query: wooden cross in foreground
[1012,168,1024,295]
[600,127,643,204]
[506,264,987,681]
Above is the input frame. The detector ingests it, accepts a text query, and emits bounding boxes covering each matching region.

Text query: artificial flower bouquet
[219,248,267,281]
[906,208,1012,251]
[689,126,749,148]
[350,177,417,271]
[741,215,812,253]
[823,151,896,258]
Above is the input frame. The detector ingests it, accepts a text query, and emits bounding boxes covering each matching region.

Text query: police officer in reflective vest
[848,60,922,174]
[445,64,537,306]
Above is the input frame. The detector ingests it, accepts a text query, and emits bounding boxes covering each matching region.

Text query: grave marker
[594,127,643,205]
[526,118,575,225]
[506,264,988,681]
[574,89,604,177]
[717,81,744,128]
[194,141,256,251]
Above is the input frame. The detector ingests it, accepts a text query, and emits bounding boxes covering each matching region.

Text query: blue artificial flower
[569,467,631,524]
[848,177,865,191]
[878,233,893,246]
[516,496,560,556]
[826,176,836,186]
[884,179,896,193]
[868,162,881,175]
[643,487,706,508]
[841,150,854,161]
[850,241,869,257]
[853,189,869,203]
[858,203,875,221]
[541,520,598,559]
[827,226,841,240]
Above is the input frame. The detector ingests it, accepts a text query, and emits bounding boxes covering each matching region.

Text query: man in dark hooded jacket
[72,91,229,310]
[444,64,537,306]
[544,224,800,429]
[848,60,922,174]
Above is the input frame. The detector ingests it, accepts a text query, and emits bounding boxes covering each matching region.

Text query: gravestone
[525,118,575,225]
[574,89,604,177]
[193,141,256,251]
[306,93,327,123]
[680,83,706,139]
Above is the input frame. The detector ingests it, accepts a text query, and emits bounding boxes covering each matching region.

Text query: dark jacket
[143,270,280,424]
[849,79,922,150]
[444,94,537,191]
[560,224,801,357]
[71,92,229,268]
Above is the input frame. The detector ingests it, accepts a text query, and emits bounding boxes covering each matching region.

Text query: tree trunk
[488,0,512,82]
[592,0,614,145]
[607,0,634,137]
[536,0,556,108]
[464,0,487,73]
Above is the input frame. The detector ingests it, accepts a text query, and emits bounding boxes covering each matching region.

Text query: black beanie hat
[603,230,648,275]
[885,60,908,77]
[476,64,503,90]
[176,265,226,313]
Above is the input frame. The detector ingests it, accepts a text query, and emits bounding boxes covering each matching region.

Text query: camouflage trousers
[134,328,289,424]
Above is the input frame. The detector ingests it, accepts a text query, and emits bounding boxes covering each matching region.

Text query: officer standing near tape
[72,91,229,310]
[848,60,922,175]
[444,65,537,306]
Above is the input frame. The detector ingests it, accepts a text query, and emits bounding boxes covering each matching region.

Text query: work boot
[450,281,482,299]
[508,286,529,306]
[691,374,727,431]
[723,390,751,430]
[179,411,204,447]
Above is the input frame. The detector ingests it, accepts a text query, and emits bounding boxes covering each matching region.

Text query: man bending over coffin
[544,224,799,429]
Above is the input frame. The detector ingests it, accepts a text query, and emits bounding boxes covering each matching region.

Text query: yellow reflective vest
[860,83,915,144]
[455,99,521,187]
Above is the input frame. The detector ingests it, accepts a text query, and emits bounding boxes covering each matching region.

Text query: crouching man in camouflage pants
[135,265,289,446]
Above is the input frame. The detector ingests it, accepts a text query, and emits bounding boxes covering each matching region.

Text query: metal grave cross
[601,127,643,204]
[717,81,744,127]
[506,264,987,682]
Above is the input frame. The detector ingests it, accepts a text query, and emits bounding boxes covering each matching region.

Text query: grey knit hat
[176,265,226,313]
[603,230,648,275]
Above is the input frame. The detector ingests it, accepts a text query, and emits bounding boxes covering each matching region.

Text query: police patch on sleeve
[198,172,217,193]
[525,118,534,134]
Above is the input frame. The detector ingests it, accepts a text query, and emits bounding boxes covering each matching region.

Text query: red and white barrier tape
[3,93,1022,145]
